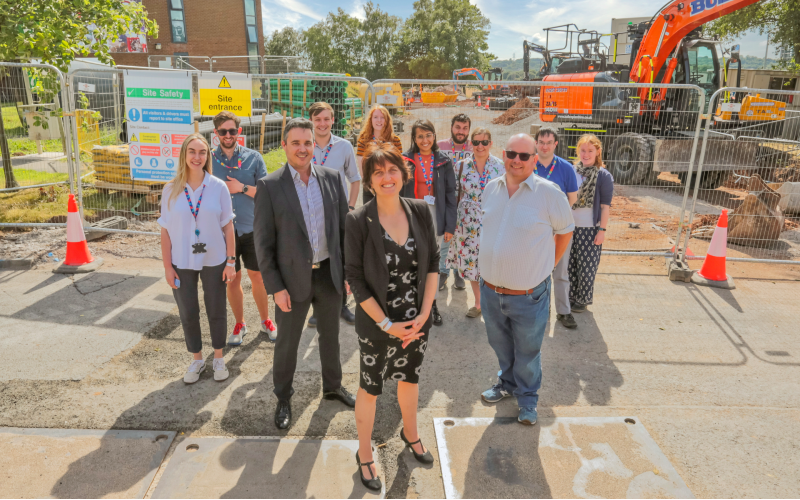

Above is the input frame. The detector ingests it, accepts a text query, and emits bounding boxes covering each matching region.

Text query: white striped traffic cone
[54,194,103,273]
[690,209,734,289]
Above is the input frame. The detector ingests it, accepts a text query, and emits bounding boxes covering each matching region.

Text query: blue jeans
[480,276,551,407]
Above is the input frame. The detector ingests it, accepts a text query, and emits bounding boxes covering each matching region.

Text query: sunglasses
[471,140,490,146]
[505,151,533,161]
[216,128,238,136]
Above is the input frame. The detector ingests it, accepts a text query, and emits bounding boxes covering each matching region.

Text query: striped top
[479,172,575,290]
[288,164,329,264]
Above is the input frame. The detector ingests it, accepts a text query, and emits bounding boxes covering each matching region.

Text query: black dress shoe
[557,313,578,329]
[356,451,382,491]
[323,386,356,407]
[340,305,355,325]
[307,314,317,328]
[400,428,434,464]
[274,399,291,429]
[431,302,443,326]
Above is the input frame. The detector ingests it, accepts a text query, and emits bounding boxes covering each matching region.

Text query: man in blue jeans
[478,133,574,425]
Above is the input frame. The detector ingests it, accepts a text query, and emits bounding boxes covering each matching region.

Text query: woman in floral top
[446,127,505,318]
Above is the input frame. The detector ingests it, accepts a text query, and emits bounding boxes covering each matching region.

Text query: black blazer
[345,197,439,340]
[253,163,348,303]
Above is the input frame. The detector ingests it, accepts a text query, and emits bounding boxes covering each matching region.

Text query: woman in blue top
[569,134,614,313]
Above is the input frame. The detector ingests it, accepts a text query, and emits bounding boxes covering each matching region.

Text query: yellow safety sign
[130,133,139,142]
[140,132,160,143]
[199,73,252,117]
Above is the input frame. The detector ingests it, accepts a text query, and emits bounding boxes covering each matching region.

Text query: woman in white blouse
[158,133,236,384]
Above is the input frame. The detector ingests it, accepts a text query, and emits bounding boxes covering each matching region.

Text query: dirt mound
[429,85,458,94]
[491,97,537,125]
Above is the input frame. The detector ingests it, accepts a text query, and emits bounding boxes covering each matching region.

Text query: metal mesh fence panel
[147,55,211,71]
[262,56,304,74]
[681,86,800,261]
[372,79,705,254]
[210,56,262,74]
[0,63,74,194]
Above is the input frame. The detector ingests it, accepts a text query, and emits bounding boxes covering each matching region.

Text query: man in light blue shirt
[210,111,276,345]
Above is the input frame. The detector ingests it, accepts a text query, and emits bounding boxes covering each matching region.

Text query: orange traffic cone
[485,99,490,110]
[54,194,103,273]
[690,209,734,289]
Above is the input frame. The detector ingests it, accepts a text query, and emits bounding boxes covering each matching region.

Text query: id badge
[424,195,435,205]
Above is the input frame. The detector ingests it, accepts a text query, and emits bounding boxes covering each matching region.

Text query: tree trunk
[0,106,19,189]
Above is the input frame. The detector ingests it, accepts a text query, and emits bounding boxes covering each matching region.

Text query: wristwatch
[598,227,607,231]
[227,256,236,261]
[242,185,249,194]
[349,205,355,211]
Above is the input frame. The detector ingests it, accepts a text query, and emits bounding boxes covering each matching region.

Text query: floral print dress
[446,155,505,281]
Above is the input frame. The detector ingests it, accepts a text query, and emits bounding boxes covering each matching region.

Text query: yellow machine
[715,93,787,123]
[359,83,403,112]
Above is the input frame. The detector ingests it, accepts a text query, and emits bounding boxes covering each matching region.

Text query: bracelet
[381,320,393,332]
[376,317,391,331]
[226,262,236,267]
[598,227,607,231]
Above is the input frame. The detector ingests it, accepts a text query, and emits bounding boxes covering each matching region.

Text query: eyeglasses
[505,151,533,161]
[216,128,238,136]
[471,140,490,146]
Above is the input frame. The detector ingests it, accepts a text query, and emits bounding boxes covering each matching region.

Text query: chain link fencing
[147,55,211,71]
[0,62,76,195]
[371,78,708,256]
[678,86,800,262]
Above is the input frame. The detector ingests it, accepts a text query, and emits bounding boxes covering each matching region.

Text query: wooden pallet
[94,181,163,203]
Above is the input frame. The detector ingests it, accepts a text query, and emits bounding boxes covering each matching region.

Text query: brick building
[110,0,264,73]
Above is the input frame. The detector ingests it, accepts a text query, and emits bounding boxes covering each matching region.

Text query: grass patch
[0,185,80,223]
[0,168,69,189]
[263,148,286,173]
[2,103,26,136]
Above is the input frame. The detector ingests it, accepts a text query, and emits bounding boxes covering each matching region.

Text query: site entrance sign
[199,73,252,117]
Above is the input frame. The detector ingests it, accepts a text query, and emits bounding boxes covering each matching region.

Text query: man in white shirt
[307,102,361,326]
[478,133,574,426]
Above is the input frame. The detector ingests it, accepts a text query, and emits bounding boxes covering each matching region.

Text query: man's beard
[451,134,467,145]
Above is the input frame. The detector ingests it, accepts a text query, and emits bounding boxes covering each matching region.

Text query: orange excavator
[539,0,782,188]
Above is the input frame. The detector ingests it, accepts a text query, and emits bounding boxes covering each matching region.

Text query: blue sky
[261,0,770,59]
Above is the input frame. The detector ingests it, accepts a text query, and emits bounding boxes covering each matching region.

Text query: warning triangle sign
[218,76,231,88]
[130,133,139,142]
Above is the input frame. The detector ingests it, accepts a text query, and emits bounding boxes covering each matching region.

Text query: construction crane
[538,0,784,189]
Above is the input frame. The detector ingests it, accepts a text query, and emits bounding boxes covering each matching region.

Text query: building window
[170,0,187,43]
[244,0,259,72]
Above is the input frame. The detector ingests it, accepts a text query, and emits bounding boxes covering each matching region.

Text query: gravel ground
[0,220,161,265]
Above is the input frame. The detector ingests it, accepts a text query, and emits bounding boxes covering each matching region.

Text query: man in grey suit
[253,118,356,430]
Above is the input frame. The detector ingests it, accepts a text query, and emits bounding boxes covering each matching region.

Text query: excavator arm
[629,0,762,87]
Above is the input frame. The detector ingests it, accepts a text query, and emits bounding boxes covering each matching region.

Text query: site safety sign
[124,70,194,181]
[199,73,252,116]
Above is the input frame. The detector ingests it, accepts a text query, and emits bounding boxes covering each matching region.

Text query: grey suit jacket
[253,163,348,302]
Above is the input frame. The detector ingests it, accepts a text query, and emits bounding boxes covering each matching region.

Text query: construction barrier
[678,85,800,262]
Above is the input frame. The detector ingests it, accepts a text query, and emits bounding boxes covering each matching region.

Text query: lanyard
[450,139,470,161]
[313,143,333,167]
[537,157,556,180]
[476,161,491,190]
[215,147,241,169]
[184,184,207,241]
[417,154,434,194]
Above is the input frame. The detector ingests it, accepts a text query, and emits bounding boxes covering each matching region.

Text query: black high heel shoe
[355,451,382,491]
[400,428,434,464]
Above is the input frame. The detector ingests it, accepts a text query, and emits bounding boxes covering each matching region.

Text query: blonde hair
[358,105,394,144]
[166,133,212,208]
[574,134,605,168]
[471,127,492,141]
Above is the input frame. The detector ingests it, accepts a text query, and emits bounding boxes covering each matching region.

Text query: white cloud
[262,0,319,34]
[271,0,324,21]
[350,0,366,21]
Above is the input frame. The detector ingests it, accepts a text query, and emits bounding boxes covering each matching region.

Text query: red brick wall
[111,0,264,70]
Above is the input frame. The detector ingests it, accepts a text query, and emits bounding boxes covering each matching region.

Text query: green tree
[392,0,495,79]
[359,2,402,80]
[0,0,157,188]
[264,27,305,57]
[705,0,800,71]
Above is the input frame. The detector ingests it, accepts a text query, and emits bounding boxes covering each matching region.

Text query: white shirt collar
[315,134,339,149]
[288,163,318,179]
[185,171,210,191]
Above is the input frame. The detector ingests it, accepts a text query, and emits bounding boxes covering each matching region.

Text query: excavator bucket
[653,137,759,173]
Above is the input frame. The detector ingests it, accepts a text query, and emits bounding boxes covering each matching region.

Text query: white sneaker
[184,359,206,384]
[261,318,278,342]
[227,322,247,346]
[213,358,229,381]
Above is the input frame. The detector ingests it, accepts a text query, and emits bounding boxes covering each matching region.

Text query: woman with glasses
[446,128,504,318]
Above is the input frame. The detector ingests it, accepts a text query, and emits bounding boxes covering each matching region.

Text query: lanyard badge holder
[185,185,208,254]
[418,154,435,205]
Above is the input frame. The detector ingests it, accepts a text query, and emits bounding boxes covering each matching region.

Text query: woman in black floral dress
[345,143,440,491]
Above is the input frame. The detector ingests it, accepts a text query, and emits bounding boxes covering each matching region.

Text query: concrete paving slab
[151,437,384,499]
[433,416,693,499]
[0,427,175,498]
